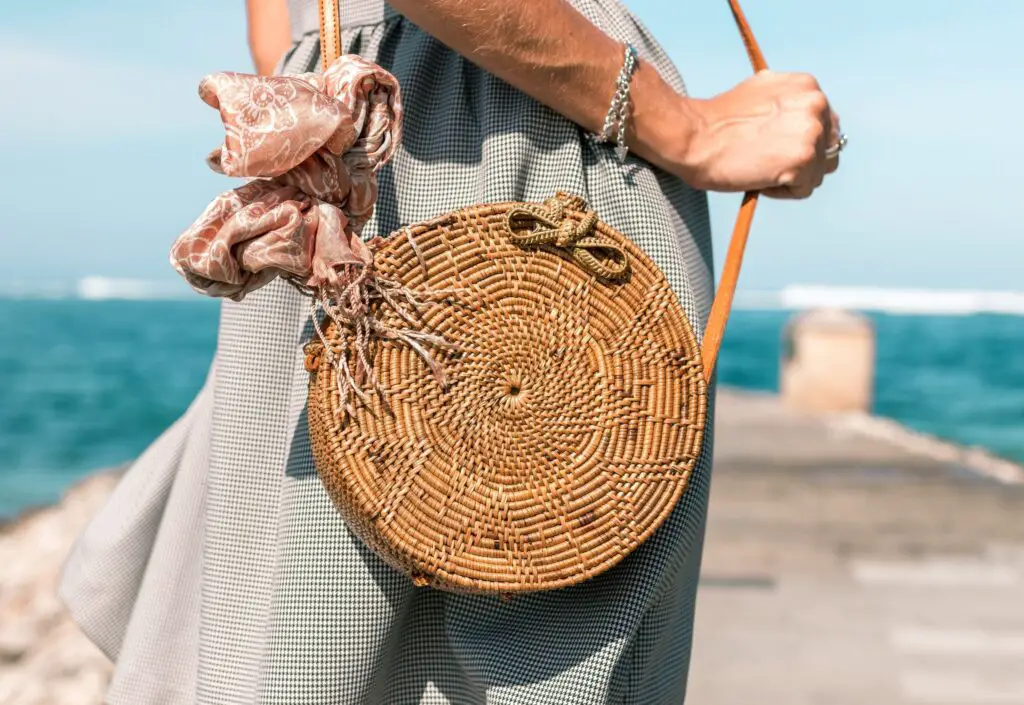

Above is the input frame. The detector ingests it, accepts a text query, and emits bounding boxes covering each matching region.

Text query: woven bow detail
[505,195,630,281]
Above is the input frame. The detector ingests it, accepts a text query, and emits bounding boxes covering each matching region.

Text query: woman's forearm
[246,0,293,75]
[385,0,698,177]
[388,0,839,197]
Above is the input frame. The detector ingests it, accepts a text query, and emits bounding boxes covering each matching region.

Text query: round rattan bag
[303,192,707,595]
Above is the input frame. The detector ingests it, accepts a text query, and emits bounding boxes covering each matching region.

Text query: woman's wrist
[656,96,711,187]
[625,68,702,182]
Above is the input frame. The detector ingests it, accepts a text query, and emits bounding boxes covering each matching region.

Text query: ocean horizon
[2,291,1023,519]
[6,277,1024,315]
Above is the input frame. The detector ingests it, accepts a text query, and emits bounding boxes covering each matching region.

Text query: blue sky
[1,0,1021,291]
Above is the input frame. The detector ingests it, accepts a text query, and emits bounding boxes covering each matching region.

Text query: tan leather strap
[318,0,342,69]
[700,0,768,383]
[314,0,766,383]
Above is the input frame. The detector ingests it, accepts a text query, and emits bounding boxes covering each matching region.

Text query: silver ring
[825,133,848,160]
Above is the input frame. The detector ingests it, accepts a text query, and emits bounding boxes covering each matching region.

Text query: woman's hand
[671,71,841,199]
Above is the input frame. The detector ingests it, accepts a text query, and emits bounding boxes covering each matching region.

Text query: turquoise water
[1,299,1022,519]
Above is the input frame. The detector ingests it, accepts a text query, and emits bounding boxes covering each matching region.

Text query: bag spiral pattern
[304,193,708,594]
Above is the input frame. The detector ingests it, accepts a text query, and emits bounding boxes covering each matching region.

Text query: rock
[0,471,120,705]
[780,308,876,414]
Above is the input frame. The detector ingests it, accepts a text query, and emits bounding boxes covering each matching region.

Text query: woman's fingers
[823,110,841,175]
[765,96,838,200]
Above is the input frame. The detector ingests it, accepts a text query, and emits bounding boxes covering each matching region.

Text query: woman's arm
[387,0,838,198]
[246,0,293,76]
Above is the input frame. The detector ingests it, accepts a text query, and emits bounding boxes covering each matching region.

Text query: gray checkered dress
[59,0,716,702]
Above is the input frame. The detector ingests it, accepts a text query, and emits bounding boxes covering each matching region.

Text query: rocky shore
[0,472,120,705]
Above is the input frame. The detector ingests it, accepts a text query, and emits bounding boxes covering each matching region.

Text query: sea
[2,286,1023,519]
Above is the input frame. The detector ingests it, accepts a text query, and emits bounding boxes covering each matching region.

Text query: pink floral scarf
[170,56,452,411]
[170,55,403,301]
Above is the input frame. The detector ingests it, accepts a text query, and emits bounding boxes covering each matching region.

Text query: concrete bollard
[780,308,876,414]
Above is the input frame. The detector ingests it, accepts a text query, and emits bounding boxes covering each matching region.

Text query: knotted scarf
[169,56,455,412]
[170,55,403,301]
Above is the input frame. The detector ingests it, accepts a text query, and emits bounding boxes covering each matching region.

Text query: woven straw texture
[306,193,707,594]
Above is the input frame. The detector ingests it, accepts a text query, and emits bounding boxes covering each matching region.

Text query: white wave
[5,279,1024,314]
[734,286,1024,316]
[0,277,195,300]
[75,277,192,300]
